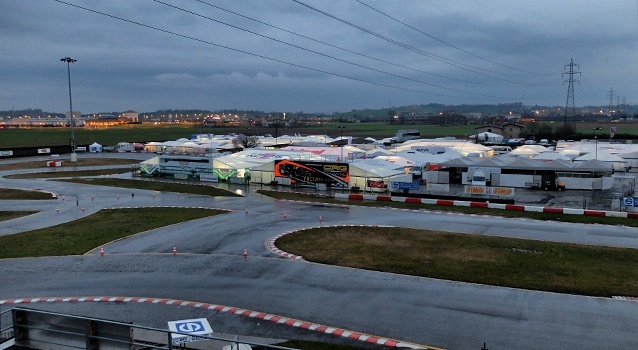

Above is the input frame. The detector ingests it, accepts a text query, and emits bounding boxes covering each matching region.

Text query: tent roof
[500,157,540,170]
[374,155,414,167]
[439,157,480,167]
[471,158,507,167]
[213,149,328,169]
[574,149,627,162]
[532,152,571,161]
[350,159,406,178]
[572,159,614,171]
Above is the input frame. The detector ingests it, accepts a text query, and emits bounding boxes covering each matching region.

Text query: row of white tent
[137,135,638,187]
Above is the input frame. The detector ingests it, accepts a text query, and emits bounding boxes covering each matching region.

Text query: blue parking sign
[623,197,635,207]
[168,318,213,344]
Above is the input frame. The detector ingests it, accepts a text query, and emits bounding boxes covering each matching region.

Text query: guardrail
[0,307,299,350]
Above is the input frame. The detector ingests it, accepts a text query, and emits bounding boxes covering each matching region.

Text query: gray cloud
[1,0,636,113]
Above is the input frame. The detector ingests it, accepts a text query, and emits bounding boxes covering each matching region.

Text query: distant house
[121,110,139,123]
[475,123,524,140]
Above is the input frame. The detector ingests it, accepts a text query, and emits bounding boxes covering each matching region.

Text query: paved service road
[1,162,638,350]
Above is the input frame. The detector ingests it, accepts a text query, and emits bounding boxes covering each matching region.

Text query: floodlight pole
[338,125,347,161]
[61,57,77,162]
[593,127,601,160]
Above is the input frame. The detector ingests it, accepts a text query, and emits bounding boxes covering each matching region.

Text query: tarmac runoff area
[0,157,635,348]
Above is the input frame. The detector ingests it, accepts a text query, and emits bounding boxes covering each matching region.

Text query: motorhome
[489,145,512,156]
[116,142,135,152]
[391,129,421,143]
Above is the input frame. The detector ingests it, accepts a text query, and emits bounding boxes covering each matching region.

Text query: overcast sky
[2,0,637,114]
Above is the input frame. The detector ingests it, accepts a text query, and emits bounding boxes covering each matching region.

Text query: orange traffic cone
[56,206,60,213]
[82,205,85,213]
[172,246,177,255]
[243,248,248,257]
[100,247,104,256]
[245,207,248,215]
[319,215,322,223]
[283,212,287,219]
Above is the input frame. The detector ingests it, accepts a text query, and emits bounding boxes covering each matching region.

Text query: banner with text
[464,186,515,197]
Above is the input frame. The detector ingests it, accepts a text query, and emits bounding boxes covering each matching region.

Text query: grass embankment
[277,226,638,297]
[59,178,241,197]
[0,158,141,171]
[0,211,37,221]
[261,190,638,296]
[0,207,226,259]
[257,190,638,227]
[0,188,55,200]
[5,169,131,179]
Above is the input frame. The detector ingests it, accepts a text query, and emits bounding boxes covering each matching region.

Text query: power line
[562,58,580,130]
[353,0,552,77]
[50,0,495,101]
[153,0,505,98]
[190,0,519,88]
[290,0,541,86]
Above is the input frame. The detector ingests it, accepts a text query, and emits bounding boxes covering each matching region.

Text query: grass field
[3,121,638,148]
[0,188,55,200]
[58,178,242,197]
[0,211,37,221]
[5,168,131,179]
[0,158,141,171]
[276,226,638,297]
[0,207,226,259]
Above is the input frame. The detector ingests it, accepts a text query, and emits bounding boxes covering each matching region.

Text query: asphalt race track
[1,156,638,350]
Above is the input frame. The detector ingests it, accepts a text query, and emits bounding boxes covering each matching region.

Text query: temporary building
[281,145,366,161]
[212,149,327,185]
[89,142,102,153]
[475,132,504,144]
[348,158,408,192]
[574,150,627,170]
[532,152,571,161]
[392,139,493,157]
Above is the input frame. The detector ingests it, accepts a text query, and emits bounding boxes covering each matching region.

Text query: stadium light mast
[338,125,347,161]
[61,57,77,162]
[593,127,601,160]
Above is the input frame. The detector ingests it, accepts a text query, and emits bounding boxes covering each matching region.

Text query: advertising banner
[274,160,348,188]
[199,173,218,182]
[367,180,387,189]
[464,186,515,197]
[391,181,420,191]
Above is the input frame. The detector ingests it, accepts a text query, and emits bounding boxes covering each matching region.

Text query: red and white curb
[0,296,439,350]
[106,206,231,211]
[612,296,638,301]
[266,225,392,261]
[335,193,638,219]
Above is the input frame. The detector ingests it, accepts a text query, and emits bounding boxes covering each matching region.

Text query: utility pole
[608,88,615,116]
[562,59,580,138]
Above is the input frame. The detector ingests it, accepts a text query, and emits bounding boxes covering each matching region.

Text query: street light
[593,127,602,160]
[338,125,347,161]
[61,57,77,162]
